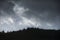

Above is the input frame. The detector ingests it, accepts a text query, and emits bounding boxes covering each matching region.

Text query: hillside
[0,28,60,40]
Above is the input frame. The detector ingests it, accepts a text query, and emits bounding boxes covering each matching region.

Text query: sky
[0,0,60,33]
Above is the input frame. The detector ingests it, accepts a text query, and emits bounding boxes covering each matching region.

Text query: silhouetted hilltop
[0,28,60,40]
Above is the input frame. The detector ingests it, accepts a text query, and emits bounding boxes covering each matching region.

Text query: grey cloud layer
[20,0,60,28]
[0,0,60,33]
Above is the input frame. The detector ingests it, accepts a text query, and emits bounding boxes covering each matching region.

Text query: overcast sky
[0,0,60,33]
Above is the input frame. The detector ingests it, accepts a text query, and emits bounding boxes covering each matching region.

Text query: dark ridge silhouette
[0,28,60,40]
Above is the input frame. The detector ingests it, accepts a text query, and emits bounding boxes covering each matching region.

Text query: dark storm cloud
[0,0,15,16]
[20,0,60,27]
[20,0,60,18]
[0,0,60,33]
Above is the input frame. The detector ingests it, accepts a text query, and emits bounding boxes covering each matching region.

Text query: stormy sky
[0,0,60,33]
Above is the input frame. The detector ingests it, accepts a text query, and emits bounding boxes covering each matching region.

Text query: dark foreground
[0,28,60,40]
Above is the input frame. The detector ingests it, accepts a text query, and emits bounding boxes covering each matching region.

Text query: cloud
[0,1,40,33]
[0,0,60,33]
